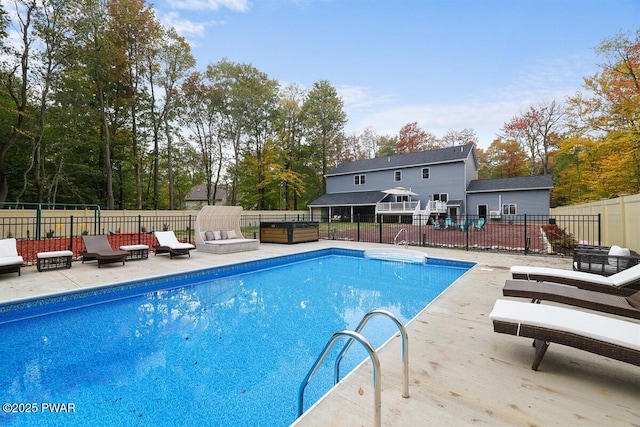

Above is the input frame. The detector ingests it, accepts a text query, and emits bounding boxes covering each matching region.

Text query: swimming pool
[0,248,473,426]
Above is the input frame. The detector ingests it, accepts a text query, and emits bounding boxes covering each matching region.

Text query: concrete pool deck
[1,241,638,426]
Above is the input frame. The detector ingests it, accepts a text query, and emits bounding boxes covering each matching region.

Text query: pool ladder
[394,228,408,248]
[297,309,409,427]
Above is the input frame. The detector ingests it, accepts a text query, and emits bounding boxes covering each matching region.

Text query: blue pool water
[0,248,473,426]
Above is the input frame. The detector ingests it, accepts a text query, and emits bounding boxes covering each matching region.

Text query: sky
[153,0,640,148]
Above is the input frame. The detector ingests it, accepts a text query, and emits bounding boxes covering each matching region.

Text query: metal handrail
[298,330,382,427]
[335,309,410,398]
[394,228,408,248]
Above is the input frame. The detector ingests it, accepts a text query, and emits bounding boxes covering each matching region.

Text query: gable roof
[326,144,477,176]
[308,190,386,207]
[466,175,553,193]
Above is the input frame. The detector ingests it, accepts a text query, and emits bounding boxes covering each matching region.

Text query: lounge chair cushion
[609,245,630,267]
[511,263,640,287]
[213,230,222,240]
[205,231,215,241]
[0,255,23,267]
[226,229,237,239]
[0,238,19,257]
[626,292,640,310]
[490,299,640,351]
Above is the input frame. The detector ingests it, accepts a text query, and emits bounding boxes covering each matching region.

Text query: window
[433,193,448,203]
[502,204,517,215]
[354,174,366,185]
[422,168,430,179]
[394,170,402,182]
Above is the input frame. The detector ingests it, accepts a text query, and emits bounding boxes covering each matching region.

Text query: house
[308,144,553,223]
[185,184,228,210]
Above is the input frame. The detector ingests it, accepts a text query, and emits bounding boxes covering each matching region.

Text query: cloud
[160,12,209,37]
[166,0,250,12]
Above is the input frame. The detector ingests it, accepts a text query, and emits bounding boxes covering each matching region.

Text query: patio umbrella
[381,187,418,196]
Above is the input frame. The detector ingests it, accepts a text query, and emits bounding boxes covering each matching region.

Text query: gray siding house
[308,144,553,223]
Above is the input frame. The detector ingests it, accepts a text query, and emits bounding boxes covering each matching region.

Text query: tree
[566,29,640,195]
[396,122,439,153]
[0,0,35,202]
[147,27,195,209]
[301,80,347,194]
[482,138,528,178]
[440,128,479,147]
[501,100,564,176]
[107,0,161,209]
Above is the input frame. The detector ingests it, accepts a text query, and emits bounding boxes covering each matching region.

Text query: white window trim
[394,170,402,182]
[421,167,430,179]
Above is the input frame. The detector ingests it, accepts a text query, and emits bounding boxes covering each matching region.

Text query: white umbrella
[381,187,418,196]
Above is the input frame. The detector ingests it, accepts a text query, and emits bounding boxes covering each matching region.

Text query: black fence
[242,213,600,255]
[1,211,600,266]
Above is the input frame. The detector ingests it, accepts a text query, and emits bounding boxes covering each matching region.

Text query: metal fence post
[524,214,528,255]
[378,214,383,243]
[357,214,360,242]
[138,215,142,244]
[69,215,74,252]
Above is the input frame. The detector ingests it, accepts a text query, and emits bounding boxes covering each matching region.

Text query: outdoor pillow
[608,245,630,267]
[213,230,222,240]
[220,230,228,240]
[205,231,215,241]
[227,229,237,239]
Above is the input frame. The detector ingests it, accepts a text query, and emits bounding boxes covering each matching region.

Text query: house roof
[185,184,228,201]
[466,175,553,193]
[326,144,476,176]
[308,191,386,207]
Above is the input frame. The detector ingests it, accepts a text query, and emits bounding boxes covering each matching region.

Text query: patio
[0,241,637,426]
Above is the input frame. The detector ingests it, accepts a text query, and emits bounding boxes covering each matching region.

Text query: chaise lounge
[503,279,640,320]
[154,231,195,258]
[510,263,640,296]
[81,235,129,268]
[194,206,259,254]
[489,299,640,370]
[0,238,24,276]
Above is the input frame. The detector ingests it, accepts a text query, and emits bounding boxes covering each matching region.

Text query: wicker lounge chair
[0,238,23,276]
[489,299,640,370]
[510,263,640,296]
[154,231,195,258]
[503,279,640,320]
[81,235,128,268]
[194,206,259,254]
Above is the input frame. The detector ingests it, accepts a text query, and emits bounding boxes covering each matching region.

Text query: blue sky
[155,0,640,148]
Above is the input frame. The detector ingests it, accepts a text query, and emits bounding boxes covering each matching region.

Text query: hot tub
[260,221,319,244]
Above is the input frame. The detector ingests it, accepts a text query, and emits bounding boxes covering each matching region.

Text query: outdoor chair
[444,217,454,229]
[572,244,639,276]
[459,219,473,231]
[0,238,23,276]
[502,279,640,320]
[194,206,259,254]
[510,263,640,296]
[81,235,129,268]
[489,299,640,370]
[474,218,485,230]
[154,231,195,259]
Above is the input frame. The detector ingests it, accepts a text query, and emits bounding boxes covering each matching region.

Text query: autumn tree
[396,122,439,153]
[482,138,529,178]
[566,29,640,196]
[501,100,564,176]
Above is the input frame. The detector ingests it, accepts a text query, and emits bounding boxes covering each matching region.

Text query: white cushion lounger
[510,263,640,296]
[0,238,24,276]
[490,299,640,370]
[154,231,195,259]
